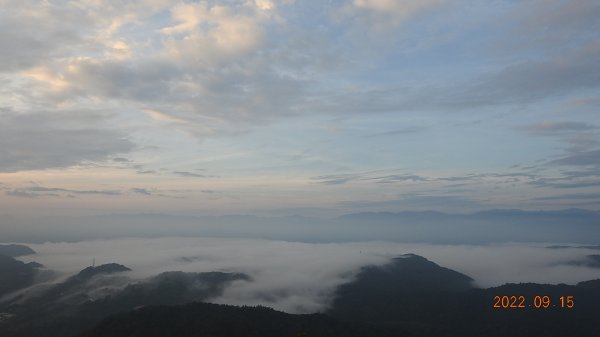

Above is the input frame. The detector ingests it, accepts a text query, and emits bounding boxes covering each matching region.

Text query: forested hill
[0,245,36,257]
[3,253,600,337]
[79,302,402,337]
[327,255,600,336]
[81,254,600,337]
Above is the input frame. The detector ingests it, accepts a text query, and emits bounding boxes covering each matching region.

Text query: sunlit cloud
[0,0,598,219]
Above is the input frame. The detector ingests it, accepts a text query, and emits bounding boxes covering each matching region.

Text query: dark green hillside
[0,265,249,337]
[328,255,600,337]
[0,254,40,296]
[79,302,402,337]
[0,245,36,257]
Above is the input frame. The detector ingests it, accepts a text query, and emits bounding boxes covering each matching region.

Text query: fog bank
[12,238,600,313]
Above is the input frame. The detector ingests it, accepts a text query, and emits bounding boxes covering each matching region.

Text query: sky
[1,0,600,218]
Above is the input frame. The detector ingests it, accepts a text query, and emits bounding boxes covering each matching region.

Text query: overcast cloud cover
[0,0,599,235]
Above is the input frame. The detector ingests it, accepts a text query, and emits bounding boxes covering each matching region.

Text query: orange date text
[493,295,574,309]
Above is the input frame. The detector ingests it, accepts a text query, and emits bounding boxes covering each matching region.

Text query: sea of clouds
[15,238,600,313]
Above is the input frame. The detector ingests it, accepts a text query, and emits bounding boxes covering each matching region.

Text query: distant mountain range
[1,244,599,337]
[3,208,600,243]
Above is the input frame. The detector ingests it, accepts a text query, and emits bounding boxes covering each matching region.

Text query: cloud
[367,126,427,137]
[136,170,157,175]
[63,59,181,104]
[523,121,599,152]
[312,173,364,185]
[365,174,428,184]
[10,0,596,149]
[436,174,484,182]
[254,0,274,11]
[445,43,600,107]
[18,238,600,313]
[3,0,598,132]
[316,40,600,116]
[5,186,121,198]
[530,179,600,189]
[509,0,600,50]
[128,187,175,198]
[173,171,207,178]
[525,122,598,135]
[4,185,188,199]
[312,170,413,185]
[0,109,134,172]
[353,0,442,13]
[526,167,600,192]
[0,1,82,72]
[41,27,309,137]
[309,170,543,198]
[550,149,600,166]
[21,238,395,313]
[520,124,599,185]
[6,189,60,198]
[558,169,600,180]
[0,0,598,217]
[533,193,600,201]
[567,95,600,107]
[161,1,267,64]
[349,0,445,30]
[142,109,188,124]
[563,134,600,152]
[131,188,152,196]
[312,170,535,187]
[0,1,445,140]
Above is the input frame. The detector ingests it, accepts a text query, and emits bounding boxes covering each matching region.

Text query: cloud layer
[0,109,134,172]
[16,238,600,313]
[0,0,598,215]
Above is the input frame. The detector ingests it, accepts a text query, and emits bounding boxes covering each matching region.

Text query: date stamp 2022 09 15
[493,295,575,309]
